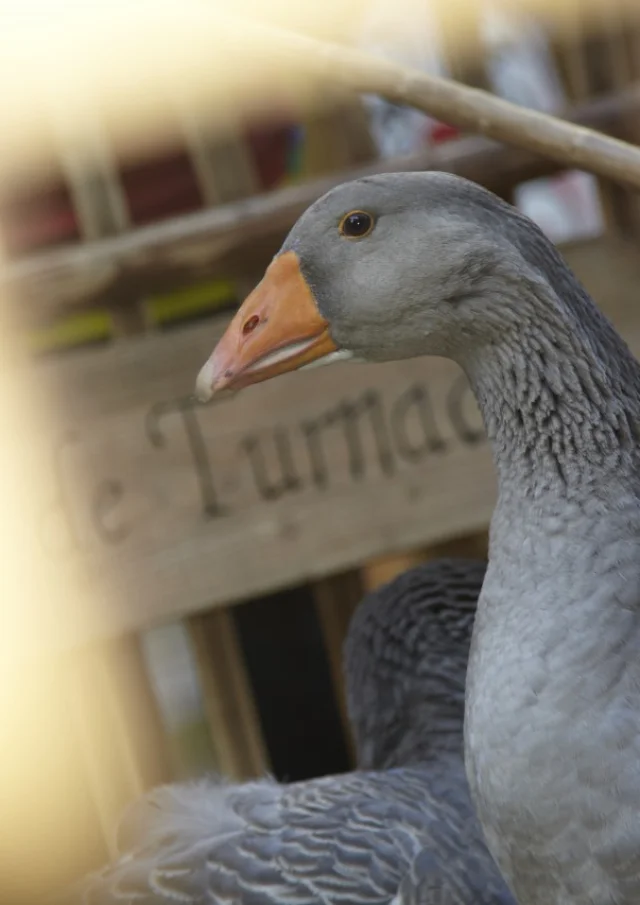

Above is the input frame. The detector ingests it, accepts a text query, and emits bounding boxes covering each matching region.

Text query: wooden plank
[362,531,489,591]
[8,236,640,654]
[300,100,376,179]
[426,531,488,561]
[63,636,171,855]
[629,15,640,81]
[173,92,260,206]
[48,102,130,240]
[27,235,640,419]
[312,570,364,765]
[5,91,639,328]
[189,133,260,206]
[188,608,270,779]
[575,7,639,238]
[435,0,489,92]
[553,1,591,103]
[596,5,640,237]
[0,637,172,905]
[52,123,174,862]
[362,551,429,591]
[1,655,105,905]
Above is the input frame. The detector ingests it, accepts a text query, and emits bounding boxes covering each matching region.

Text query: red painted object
[1,111,304,259]
[0,183,80,257]
[120,149,204,226]
[246,120,297,190]
[430,121,460,144]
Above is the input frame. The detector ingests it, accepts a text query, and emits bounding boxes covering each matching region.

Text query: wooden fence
[2,5,640,902]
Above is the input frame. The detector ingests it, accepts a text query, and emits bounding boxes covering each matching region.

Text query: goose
[196,170,640,905]
[61,558,513,904]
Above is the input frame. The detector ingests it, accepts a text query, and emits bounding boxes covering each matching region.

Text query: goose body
[67,560,513,905]
[198,171,640,904]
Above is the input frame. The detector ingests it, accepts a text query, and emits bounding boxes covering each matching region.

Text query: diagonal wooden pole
[3,6,640,188]
[226,16,640,190]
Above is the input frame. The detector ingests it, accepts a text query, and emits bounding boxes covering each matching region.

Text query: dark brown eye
[339,210,374,239]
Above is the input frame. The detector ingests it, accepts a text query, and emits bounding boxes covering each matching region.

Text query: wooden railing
[3,6,640,903]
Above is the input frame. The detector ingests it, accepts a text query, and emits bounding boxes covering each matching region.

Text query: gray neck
[462,274,640,502]
[459,224,640,903]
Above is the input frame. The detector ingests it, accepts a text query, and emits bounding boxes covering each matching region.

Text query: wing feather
[66,768,513,905]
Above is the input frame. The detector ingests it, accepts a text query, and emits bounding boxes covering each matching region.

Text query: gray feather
[58,559,514,905]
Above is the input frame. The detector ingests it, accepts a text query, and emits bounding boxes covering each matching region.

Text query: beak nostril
[242,315,260,336]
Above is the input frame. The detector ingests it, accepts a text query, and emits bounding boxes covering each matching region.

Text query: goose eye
[339,210,374,239]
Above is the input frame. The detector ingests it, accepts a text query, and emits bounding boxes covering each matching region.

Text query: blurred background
[1,1,640,901]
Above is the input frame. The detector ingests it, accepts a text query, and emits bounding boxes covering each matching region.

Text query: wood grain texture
[5,92,639,328]
[237,19,640,187]
[362,532,488,591]
[313,570,364,765]
[189,608,270,780]
[11,237,640,653]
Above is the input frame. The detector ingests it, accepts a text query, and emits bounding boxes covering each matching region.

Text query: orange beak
[195,251,338,400]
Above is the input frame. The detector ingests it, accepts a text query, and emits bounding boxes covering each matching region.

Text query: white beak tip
[195,359,215,403]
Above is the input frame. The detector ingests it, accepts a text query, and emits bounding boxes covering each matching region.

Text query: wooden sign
[21,237,640,649]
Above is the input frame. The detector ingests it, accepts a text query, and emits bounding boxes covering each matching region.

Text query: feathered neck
[462,257,640,502]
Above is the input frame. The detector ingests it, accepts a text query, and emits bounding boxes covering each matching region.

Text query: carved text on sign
[146,374,484,514]
[37,371,485,560]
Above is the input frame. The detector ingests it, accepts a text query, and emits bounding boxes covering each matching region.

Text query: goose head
[196,170,555,400]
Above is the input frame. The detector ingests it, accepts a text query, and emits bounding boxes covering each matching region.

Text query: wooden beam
[362,552,430,592]
[5,91,640,327]
[435,0,489,92]
[63,636,172,856]
[8,236,640,655]
[232,19,640,188]
[49,104,130,241]
[0,636,172,905]
[173,92,260,206]
[312,570,364,765]
[361,530,488,590]
[188,609,270,780]
[299,99,377,178]
[53,128,172,863]
[425,531,489,561]
[6,7,640,182]
[560,3,640,239]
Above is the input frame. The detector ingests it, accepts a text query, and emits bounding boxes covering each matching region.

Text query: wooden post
[51,109,171,856]
[299,97,377,180]
[436,0,489,94]
[173,94,260,206]
[584,4,638,236]
[312,571,365,765]
[553,3,637,236]
[552,1,591,103]
[362,531,488,591]
[50,104,129,239]
[189,608,270,779]
[63,636,172,858]
[362,551,429,591]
